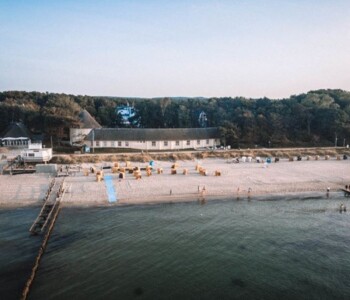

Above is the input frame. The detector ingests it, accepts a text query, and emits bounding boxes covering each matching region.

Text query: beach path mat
[104,175,117,203]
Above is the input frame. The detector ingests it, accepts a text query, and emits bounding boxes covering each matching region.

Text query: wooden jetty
[21,177,66,300]
[29,177,65,235]
[341,189,350,197]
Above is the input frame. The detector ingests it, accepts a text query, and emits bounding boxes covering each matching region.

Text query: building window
[125,142,129,147]
[118,141,122,147]
[96,141,100,147]
[175,141,179,146]
[152,141,156,147]
[186,140,190,146]
[197,140,200,145]
[206,139,209,145]
[164,141,168,146]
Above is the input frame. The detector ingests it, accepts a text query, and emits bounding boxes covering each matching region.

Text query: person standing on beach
[248,187,252,198]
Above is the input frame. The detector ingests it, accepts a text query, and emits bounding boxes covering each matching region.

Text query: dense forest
[1,89,350,148]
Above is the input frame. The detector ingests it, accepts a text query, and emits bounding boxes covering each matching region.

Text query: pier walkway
[22,177,66,300]
[341,189,350,197]
[29,177,65,235]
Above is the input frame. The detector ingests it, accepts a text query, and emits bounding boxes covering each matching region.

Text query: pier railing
[29,177,64,235]
[22,176,66,300]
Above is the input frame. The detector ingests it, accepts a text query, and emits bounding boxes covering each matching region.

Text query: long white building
[85,128,220,150]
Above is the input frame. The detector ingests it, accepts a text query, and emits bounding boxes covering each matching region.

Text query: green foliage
[1,89,350,147]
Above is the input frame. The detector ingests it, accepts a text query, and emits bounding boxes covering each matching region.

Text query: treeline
[1,89,350,147]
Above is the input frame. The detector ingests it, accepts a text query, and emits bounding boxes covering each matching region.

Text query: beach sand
[0,174,52,207]
[1,158,349,207]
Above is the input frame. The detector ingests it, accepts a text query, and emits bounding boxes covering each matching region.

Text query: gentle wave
[1,195,350,300]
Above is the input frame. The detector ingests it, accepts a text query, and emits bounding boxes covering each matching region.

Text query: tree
[219,121,240,147]
[159,98,171,127]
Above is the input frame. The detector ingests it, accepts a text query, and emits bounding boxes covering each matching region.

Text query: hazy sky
[0,0,349,98]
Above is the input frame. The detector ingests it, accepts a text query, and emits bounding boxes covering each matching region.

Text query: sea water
[1,194,350,300]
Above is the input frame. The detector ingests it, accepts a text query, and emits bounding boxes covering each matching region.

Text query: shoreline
[60,190,345,209]
[116,189,332,205]
[117,188,345,206]
[1,190,345,210]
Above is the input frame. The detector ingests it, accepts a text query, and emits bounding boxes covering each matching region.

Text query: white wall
[21,148,53,162]
[1,138,30,147]
[86,138,217,150]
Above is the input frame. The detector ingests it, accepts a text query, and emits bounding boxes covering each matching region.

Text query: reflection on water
[0,207,42,300]
[1,194,350,300]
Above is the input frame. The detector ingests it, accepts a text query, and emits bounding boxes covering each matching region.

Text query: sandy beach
[0,157,349,207]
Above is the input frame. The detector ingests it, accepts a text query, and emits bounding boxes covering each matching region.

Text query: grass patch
[51,147,350,164]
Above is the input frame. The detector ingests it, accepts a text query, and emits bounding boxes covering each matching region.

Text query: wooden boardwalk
[29,177,65,235]
[340,189,350,197]
[22,177,66,300]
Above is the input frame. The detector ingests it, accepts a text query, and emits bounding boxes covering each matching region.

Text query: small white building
[21,143,53,163]
[85,128,220,151]
[0,122,31,147]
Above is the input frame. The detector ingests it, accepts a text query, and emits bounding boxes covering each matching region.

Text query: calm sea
[1,194,350,300]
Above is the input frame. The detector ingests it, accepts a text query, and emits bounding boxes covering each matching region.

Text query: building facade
[0,122,31,147]
[21,143,53,163]
[85,128,220,150]
[70,110,102,145]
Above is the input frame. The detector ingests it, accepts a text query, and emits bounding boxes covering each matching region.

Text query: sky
[0,0,349,99]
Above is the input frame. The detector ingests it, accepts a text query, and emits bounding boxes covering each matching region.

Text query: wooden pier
[21,177,66,300]
[341,189,350,197]
[29,177,65,235]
